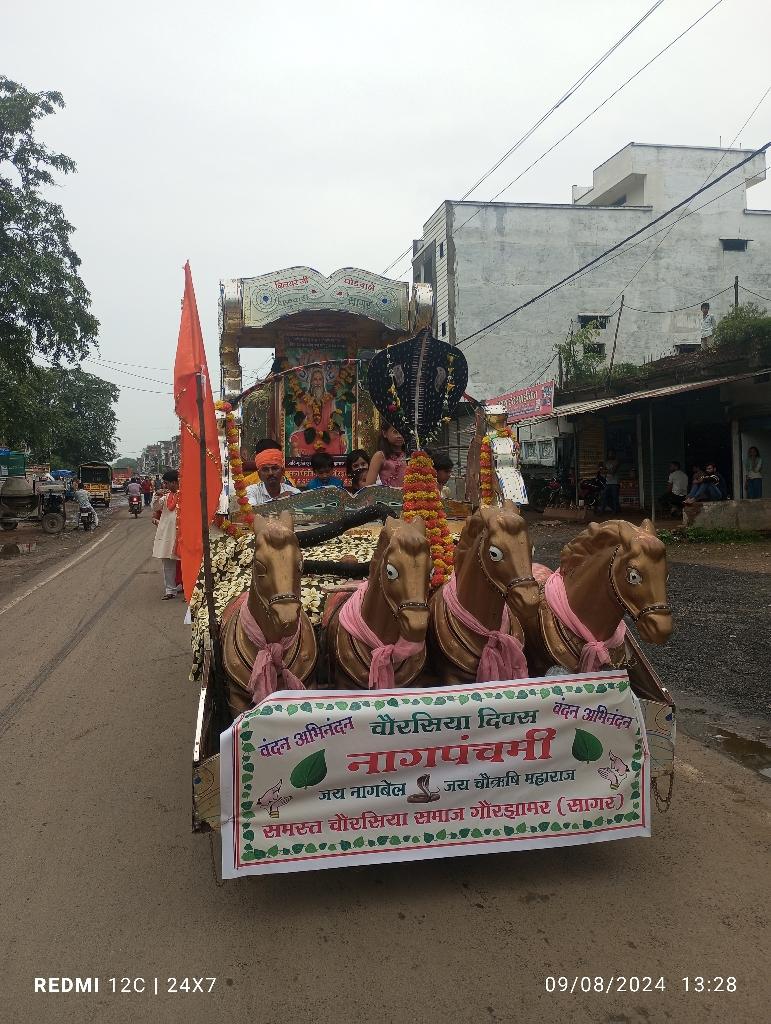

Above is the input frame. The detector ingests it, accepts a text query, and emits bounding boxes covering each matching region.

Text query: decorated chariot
[188,267,676,878]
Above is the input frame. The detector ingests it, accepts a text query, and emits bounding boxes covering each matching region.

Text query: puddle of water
[702,726,771,776]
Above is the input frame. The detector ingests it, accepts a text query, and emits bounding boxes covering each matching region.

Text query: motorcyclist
[72,480,99,528]
[127,477,142,498]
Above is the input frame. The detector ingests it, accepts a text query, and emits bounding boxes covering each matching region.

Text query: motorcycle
[128,493,142,518]
[79,507,96,531]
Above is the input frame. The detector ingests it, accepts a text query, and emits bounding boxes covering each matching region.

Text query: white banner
[220,671,649,877]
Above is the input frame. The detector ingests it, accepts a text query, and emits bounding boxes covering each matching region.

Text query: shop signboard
[489,381,555,423]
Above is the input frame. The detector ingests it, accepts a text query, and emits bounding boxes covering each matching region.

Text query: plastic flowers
[401,450,454,588]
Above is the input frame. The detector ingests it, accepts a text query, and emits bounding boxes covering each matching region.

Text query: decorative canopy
[366,329,468,452]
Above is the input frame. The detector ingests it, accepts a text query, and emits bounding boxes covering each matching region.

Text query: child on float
[365,422,406,487]
[345,449,370,493]
[306,450,345,489]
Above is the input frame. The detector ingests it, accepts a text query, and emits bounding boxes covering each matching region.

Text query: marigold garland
[214,401,254,538]
[479,428,518,506]
[401,450,454,589]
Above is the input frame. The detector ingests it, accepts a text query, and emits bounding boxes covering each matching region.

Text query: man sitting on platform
[246,449,301,506]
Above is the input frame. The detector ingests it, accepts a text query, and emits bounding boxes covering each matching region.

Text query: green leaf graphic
[540,688,550,699]
[550,823,562,832]
[353,836,365,848]
[516,690,528,699]
[374,700,385,710]
[241,742,255,752]
[516,823,527,834]
[583,683,595,693]
[267,845,279,857]
[436,829,447,841]
[624,811,638,821]
[287,706,298,716]
[458,694,469,705]
[389,836,400,845]
[290,749,328,789]
[572,728,604,764]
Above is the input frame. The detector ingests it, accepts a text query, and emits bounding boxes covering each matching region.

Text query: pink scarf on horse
[338,581,424,689]
[543,569,626,673]
[238,596,305,704]
[441,574,528,682]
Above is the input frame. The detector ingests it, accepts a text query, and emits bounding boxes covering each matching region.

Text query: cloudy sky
[5,0,769,457]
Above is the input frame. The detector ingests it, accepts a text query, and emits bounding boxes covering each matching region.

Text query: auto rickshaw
[78,462,112,507]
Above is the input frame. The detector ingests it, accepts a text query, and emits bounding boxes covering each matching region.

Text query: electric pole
[734,275,739,311]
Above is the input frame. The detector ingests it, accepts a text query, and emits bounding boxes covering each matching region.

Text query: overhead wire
[80,358,171,387]
[623,286,733,314]
[603,82,771,310]
[739,284,771,304]
[457,144,770,351]
[399,0,726,281]
[380,0,668,276]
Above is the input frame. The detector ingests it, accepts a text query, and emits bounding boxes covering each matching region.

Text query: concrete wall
[415,144,771,404]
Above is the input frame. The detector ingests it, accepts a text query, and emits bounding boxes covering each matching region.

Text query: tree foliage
[713,301,771,354]
[0,357,118,467]
[0,76,99,373]
[112,456,139,470]
[558,320,606,387]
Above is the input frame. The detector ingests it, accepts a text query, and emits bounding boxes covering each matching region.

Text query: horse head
[368,516,431,644]
[471,501,540,619]
[247,510,303,641]
[608,519,672,645]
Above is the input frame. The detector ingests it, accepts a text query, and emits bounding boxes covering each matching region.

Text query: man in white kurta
[152,470,181,598]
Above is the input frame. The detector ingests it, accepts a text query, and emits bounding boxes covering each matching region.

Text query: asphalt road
[0,510,769,1024]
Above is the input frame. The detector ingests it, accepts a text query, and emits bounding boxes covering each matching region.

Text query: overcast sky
[5,0,770,457]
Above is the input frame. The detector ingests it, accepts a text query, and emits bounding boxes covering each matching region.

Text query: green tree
[713,301,771,354]
[0,76,99,374]
[112,456,139,470]
[557,320,606,387]
[0,357,118,467]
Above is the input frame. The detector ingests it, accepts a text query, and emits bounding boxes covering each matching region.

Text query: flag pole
[195,370,229,740]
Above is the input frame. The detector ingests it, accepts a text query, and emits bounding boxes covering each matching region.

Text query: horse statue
[524,519,672,677]
[427,501,540,683]
[220,511,317,717]
[323,516,431,689]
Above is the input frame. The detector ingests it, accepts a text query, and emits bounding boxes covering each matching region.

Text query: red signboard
[490,380,555,423]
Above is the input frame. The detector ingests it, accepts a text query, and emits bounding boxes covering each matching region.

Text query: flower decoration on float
[402,450,454,589]
[215,402,254,538]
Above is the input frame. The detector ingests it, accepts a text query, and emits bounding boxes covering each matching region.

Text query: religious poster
[220,671,649,877]
[282,342,356,486]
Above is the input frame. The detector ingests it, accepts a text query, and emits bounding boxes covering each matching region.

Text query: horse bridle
[608,545,671,622]
[476,535,536,598]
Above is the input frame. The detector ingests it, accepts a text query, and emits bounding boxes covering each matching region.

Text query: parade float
[186,266,676,879]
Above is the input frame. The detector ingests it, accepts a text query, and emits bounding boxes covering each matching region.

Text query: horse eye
[385,563,399,580]
[627,567,643,585]
[488,546,504,562]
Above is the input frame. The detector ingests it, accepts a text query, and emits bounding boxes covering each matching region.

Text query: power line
[81,358,171,387]
[623,286,733,314]
[739,284,771,304]
[458,144,769,350]
[380,0,667,276]
[400,0,726,281]
[604,82,771,310]
[93,355,172,372]
[114,383,174,396]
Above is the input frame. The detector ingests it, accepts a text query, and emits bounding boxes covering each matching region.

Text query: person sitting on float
[242,439,297,489]
[364,422,406,487]
[345,449,370,493]
[245,448,300,506]
[305,450,345,490]
[430,451,454,498]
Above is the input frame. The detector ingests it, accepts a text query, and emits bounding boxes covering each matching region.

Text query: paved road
[1,511,769,1024]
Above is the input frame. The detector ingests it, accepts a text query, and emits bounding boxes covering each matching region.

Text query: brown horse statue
[524,518,672,677]
[323,516,431,689]
[427,501,540,683]
[221,511,317,717]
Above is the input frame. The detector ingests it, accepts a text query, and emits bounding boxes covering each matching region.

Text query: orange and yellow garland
[214,401,254,538]
[402,451,454,590]
[479,428,517,506]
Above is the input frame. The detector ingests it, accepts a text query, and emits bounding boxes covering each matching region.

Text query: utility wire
[623,286,733,314]
[604,82,771,310]
[81,358,171,387]
[380,0,667,276]
[458,144,770,351]
[738,284,771,303]
[400,0,726,281]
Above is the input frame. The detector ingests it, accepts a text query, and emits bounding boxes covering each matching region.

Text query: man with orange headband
[245,448,301,506]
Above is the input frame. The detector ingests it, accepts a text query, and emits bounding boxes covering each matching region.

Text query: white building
[412,143,771,401]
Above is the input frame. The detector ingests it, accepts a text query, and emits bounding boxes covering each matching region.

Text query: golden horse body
[427,502,540,683]
[221,512,317,717]
[523,519,672,677]
[323,517,431,689]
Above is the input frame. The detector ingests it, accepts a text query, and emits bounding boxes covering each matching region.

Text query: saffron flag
[173,262,222,601]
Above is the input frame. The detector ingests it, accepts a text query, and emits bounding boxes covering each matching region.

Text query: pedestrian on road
[140,475,154,507]
[152,469,182,599]
[744,446,763,499]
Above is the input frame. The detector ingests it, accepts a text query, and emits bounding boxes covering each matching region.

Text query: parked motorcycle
[128,493,142,518]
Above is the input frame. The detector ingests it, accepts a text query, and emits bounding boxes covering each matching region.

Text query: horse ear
[278,509,294,532]
[640,518,655,535]
[253,514,267,537]
[409,514,427,536]
[502,499,517,515]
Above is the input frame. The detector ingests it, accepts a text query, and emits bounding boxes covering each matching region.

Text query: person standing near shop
[744,446,763,499]
[596,450,621,514]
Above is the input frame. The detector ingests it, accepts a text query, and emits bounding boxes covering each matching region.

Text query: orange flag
[173,262,222,601]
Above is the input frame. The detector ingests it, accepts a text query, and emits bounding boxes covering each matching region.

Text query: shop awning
[524,369,768,425]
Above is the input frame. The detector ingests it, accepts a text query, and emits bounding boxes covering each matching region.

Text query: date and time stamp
[33,975,740,997]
